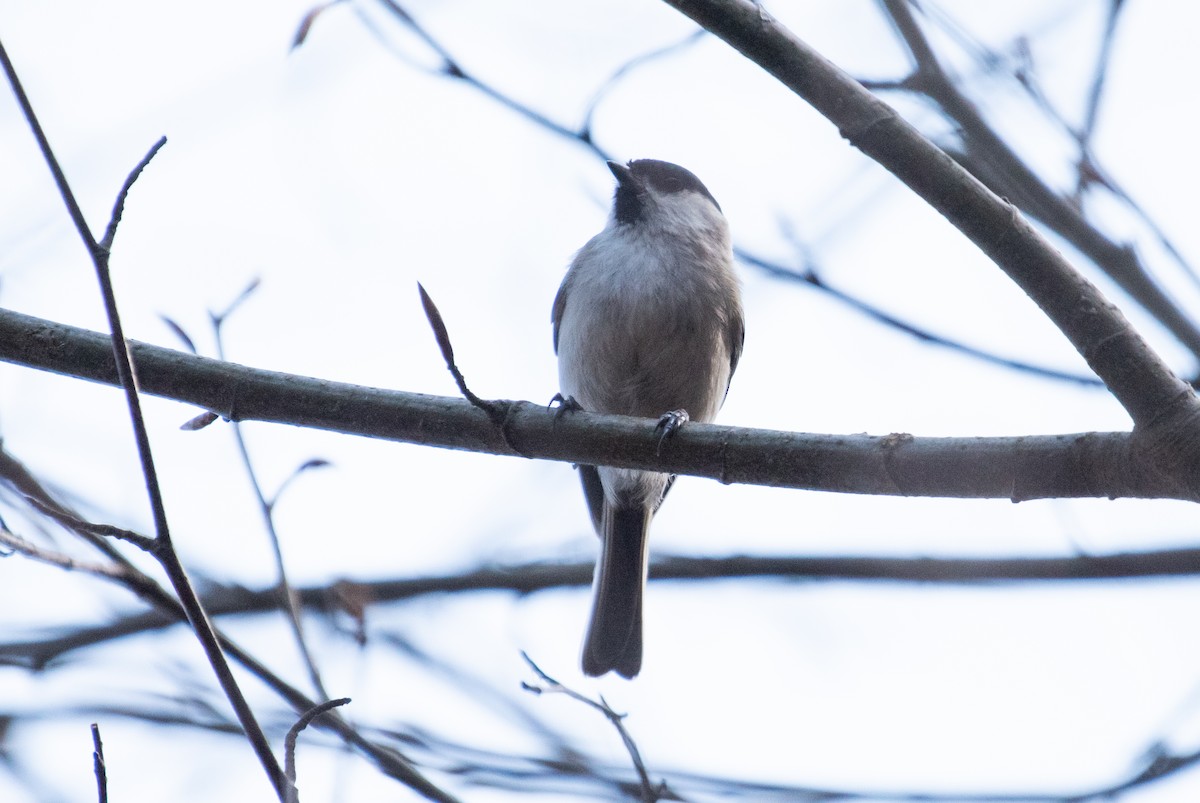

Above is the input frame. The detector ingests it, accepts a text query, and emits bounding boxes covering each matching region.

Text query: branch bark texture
[659,0,1196,435]
[0,306,1179,502]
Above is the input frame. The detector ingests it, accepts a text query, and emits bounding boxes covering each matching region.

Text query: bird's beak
[607,160,637,188]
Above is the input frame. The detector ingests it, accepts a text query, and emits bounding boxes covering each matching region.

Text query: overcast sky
[3,1,1200,801]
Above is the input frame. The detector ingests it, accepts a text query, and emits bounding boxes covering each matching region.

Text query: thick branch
[0,306,1180,501]
[658,0,1194,434]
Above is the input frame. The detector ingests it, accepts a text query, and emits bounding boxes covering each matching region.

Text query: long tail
[582,503,651,678]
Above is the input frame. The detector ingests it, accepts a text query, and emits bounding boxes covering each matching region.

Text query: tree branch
[0,441,457,802]
[0,33,289,797]
[655,0,1200,481]
[0,305,1181,501]
[7,547,1200,669]
[207,284,332,706]
[875,0,1200,362]
[354,1,1096,389]
[522,653,666,802]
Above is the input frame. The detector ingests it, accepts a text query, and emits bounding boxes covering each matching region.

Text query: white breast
[556,209,737,424]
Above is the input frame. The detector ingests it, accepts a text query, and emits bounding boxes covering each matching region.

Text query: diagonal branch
[876,0,1200,361]
[0,444,457,802]
[658,0,1196,441]
[349,1,1090,388]
[0,36,290,800]
[738,248,1102,386]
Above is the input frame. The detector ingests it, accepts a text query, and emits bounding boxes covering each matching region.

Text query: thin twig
[101,136,167,250]
[736,247,1102,386]
[26,498,157,551]
[416,282,522,454]
[416,282,490,411]
[0,448,456,802]
[521,653,666,802]
[579,29,708,138]
[1073,0,1125,200]
[374,0,594,149]
[0,525,133,581]
[91,723,108,803]
[357,0,1106,388]
[876,0,1200,362]
[284,697,352,803]
[291,0,349,50]
[209,281,332,703]
[0,38,287,800]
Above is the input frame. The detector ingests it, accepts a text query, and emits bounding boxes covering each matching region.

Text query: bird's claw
[550,393,584,420]
[655,409,689,456]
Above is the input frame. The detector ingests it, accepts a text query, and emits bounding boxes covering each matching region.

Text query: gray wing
[551,270,573,355]
[723,300,745,399]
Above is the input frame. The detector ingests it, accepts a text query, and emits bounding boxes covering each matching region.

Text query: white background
[2,0,1200,800]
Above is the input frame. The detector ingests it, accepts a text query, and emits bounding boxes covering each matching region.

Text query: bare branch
[417,282,486,410]
[876,0,1200,362]
[292,0,348,51]
[100,135,167,250]
[737,248,1102,386]
[0,441,457,802]
[357,1,1121,389]
[27,498,157,552]
[11,546,1200,671]
[1074,0,1126,198]
[91,723,107,803]
[659,0,1197,444]
[522,653,668,802]
[0,305,1185,502]
[1,37,285,798]
[284,698,351,803]
[0,525,135,582]
[580,29,708,139]
[372,0,595,148]
[209,284,331,705]
[416,283,523,455]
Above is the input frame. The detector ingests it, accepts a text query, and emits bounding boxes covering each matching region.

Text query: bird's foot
[549,393,584,420]
[654,409,689,456]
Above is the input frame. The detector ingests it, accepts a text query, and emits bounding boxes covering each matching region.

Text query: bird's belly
[558,295,728,423]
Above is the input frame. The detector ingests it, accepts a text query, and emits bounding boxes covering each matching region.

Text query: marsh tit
[552,159,744,678]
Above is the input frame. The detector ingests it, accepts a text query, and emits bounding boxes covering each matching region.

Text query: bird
[551,158,744,678]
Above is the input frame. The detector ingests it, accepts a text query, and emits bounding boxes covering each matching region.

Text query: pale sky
[2,1,1200,801]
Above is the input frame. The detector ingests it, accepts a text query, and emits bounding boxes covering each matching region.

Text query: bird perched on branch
[552,159,744,678]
